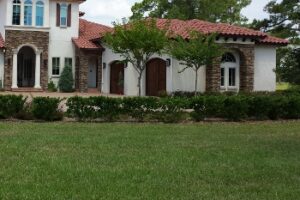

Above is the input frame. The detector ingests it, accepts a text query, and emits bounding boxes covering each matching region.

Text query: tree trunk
[194,68,198,96]
[137,72,142,96]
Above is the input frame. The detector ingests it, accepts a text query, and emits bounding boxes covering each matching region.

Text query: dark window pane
[229,68,236,86]
[221,68,225,86]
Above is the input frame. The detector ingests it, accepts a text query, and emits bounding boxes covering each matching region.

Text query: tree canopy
[104,19,168,96]
[168,32,222,94]
[131,0,251,24]
[251,0,299,41]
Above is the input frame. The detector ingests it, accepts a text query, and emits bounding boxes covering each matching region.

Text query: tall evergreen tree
[131,0,251,24]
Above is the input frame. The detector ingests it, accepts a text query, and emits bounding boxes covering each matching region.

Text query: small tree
[168,32,222,95]
[104,19,168,96]
[58,65,74,93]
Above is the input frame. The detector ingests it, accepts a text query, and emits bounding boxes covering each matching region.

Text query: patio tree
[168,32,222,95]
[104,19,168,96]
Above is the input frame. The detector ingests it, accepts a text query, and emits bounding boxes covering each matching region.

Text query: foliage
[131,0,251,24]
[32,97,63,121]
[48,80,58,92]
[168,32,222,94]
[0,95,26,119]
[277,48,300,85]
[250,0,299,40]
[104,19,168,96]
[58,65,74,93]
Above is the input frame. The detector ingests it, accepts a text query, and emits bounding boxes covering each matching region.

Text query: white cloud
[80,0,140,26]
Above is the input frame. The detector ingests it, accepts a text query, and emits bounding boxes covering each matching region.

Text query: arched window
[60,3,68,27]
[24,0,33,26]
[36,1,44,26]
[12,0,21,25]
[221,53,238,89]
[221,53,236,63]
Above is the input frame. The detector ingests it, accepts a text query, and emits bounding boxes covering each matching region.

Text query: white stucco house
[0,0,289,96]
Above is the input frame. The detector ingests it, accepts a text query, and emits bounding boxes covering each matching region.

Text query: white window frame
[60,3,68,27]
[220,53,240,91]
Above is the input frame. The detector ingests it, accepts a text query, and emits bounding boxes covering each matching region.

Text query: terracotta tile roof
[258,35,289,45]
[0,33,4,48]
[155,19,288,45]
[72,19,112,50]
[73,18,288,49]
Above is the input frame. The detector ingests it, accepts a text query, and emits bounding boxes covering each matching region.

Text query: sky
[80,0,272,26]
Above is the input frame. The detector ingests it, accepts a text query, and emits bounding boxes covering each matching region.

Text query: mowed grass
[0,122,300,200]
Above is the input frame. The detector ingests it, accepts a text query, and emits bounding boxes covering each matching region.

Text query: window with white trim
[12,0,21,25]
[65,58,72,67]
[36,1,44,26]
[52,57,60,75]
[220,53,238,90]
[24,0,33,26]
[60,3,68,27]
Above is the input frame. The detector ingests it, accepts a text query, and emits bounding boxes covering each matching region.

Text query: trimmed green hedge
[67,94,300,122]
[0,93,300,122]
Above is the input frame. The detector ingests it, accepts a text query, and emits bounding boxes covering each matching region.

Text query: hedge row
[1,94,300,122]
[67,94,300,122]
[0,95,63,121]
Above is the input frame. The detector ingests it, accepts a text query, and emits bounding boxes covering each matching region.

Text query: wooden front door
[146,58,166,96]
[110,62,124,95]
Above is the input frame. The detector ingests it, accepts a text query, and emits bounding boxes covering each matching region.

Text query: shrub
[0,95,26,119]
[223,95,248,121]
[153,98,186,123]
[247,95,272,120]
[32,97,63,121]
[190,96,206,121]
[58,65,74,93]
[122,97,158,121]
[67,96,95,120]
[48,81,57,92]
[90,96,122,121]
[282,95,300,119]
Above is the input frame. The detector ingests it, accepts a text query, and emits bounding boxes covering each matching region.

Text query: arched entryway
[146,58,167,96]
[110,61,125,95]
[17,46,35,87]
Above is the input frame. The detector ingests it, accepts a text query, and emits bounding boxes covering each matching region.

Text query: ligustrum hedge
[67,93,300,122]
[0,92,300,122]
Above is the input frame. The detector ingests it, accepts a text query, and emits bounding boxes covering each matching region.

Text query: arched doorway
[220,52,239,91]
[110,61,125,95]
[146,58,166,96]
[17,46,35,87]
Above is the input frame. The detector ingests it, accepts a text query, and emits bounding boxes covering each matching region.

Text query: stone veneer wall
[206,43,255,92]
[75,48,102,92]
[4,29,49,90]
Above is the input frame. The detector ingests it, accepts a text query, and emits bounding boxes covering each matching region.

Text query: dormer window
[36,1,44,26]
[24,0,33,26]
[56,3,72,27]
[12,0,21,25]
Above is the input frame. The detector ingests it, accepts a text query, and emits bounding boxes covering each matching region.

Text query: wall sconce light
[2,48,6,54]
[103,62,106,69]
[166,58,171,67]
[124,62,128,68]
[43,59,48,67]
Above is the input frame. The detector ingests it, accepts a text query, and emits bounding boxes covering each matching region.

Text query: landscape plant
[58,65,74,93]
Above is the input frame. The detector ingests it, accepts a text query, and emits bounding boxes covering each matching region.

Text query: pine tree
[58,65,74,92]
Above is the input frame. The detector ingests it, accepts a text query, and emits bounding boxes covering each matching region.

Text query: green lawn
[0,122,300,200]
[276,82,291,90]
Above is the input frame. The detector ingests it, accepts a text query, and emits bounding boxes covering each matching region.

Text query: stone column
[34,51,42,89]
[12,50,18,89]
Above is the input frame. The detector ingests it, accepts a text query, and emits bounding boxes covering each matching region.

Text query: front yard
[0,122,299,199]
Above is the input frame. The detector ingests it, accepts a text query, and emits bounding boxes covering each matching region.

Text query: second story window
[24,0,33,26]
[36,1,44,26]
[12,0,21,25]
[60,4,68,27]
[56,3,72,27]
